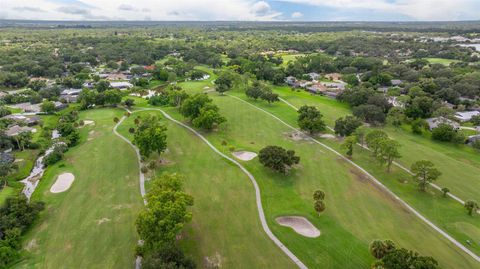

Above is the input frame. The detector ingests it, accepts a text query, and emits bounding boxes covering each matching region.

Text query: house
[306,83,327,94]
[454,111,480,122]
[10,102,41,113]
[467,135,480,145]
[307,72,320,81]
[3,115,40,126]
[426,117,460,130]
[325,73,342,81]
[321,82,346,90]
[391,79,403,86]
[54,101,68,110]
[110,81,133,90]
[285,76,296,86]
[5,125,36,137]
[61,88,82,96]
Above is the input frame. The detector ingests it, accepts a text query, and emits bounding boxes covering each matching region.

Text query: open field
[138,76,479,267]
[424,57,461,65]
[0,186,15,206]
[15,108,143,269]
[280,54,306,67]
[116,109,295,268]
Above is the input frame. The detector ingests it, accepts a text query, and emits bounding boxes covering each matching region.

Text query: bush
[141,166,148,173]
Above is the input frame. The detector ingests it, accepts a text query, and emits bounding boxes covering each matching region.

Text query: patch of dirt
[96,218,111,225]
[284,131,311,142]
[25,239,38,252]
[14,159,24,163]
[204,252,224,268]
[320,134,336,139]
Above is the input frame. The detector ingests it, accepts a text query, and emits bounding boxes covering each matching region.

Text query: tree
[124,99,135,108]
[260,90,279,104]
[369,240,392,259]
[314,200,326,215]
[95,80,110,92]
[103,89,122,106]
[334,116,362,137]
[342,136,357,158]
[133,115,167,157]
[411,118,427,134]
[441,187,450,198]
[180,93,212,120]
[297,105,326,135]
[464,200,479,216]
[386,107,405,127]
[40,100,56,114]
[246,81,265,100]
[214,71,234,94]
[382,248,438,269]
[376,139,401,172]
[313,190,325,201]
[258,145,300,174]
[365,130,388,156]
[352,104,386,125]
[411,160,441,192]
[136,173,193,251]
[191,106,226,130]
[354,126,367,146]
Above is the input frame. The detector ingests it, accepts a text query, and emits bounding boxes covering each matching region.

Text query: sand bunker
[276,216,320,238]
[285,131,311,142]
[320,134,336,139]
[232,151,257,161]
[84,120,95,125]
[50,173,75,193]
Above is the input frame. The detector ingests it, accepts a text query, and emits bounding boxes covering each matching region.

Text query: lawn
[15,108,143,269]
[0,186,15,206]
[116,110,295,268]
[279,53,306,67]
[424,57,461,66]
[135,77,478,268]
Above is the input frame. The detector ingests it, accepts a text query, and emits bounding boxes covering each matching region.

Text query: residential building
[5,125,36,137]
[3,115,40,126]
[454,111,480,122]
[110,81,133,90]
[426,117,460,130]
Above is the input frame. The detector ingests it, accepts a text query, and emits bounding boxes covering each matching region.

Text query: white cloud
[291,11,303,19]
[279,0,480,20]
[3,0,282,21]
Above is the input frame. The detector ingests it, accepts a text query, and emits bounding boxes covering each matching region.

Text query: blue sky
[1,0,479,21]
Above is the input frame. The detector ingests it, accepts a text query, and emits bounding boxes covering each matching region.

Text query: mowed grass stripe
[16,108,142,269]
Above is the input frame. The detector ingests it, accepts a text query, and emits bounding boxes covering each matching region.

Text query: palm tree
[369,240,387,259]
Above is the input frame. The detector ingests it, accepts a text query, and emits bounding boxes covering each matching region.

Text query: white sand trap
[276,216,320,238]
[232,151,257,161]
[84,120,95,125]
[50,173,75,193]
[320,134,336,139]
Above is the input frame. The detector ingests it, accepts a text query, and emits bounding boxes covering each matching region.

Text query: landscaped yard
[15,108,143,269]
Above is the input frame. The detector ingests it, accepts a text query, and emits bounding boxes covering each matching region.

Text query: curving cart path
[113,107,307,269]
[229,94,480,263]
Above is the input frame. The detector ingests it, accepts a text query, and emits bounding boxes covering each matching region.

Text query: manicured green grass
[9,150,40,182]
[240,86,480,260]
[135,74,478,268]
[424,58,461,66]
[279,54,306,67]
[0,186,15,206]
[15,108,143,269]
[116,110,294,268]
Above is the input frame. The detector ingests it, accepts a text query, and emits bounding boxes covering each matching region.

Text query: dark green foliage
[133,115,167,158]
[142,245,196,269]
[43,144,68,166]
[353,104,386,125]
[0,196,44,268]
[258,145,300,174]
[431,124,464,143]
[297,105,326,135]
[382,248,439,269]
[334,116,362,137]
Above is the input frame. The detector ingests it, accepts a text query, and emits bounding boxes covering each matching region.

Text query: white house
[454,111,480,122]
[110,81,133,90]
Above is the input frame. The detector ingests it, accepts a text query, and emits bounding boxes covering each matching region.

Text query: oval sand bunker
[50,173,75,193]
[232,151,257,161]
[276,216,320,238]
